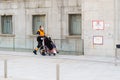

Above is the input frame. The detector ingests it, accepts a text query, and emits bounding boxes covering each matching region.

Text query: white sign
[93,36,103,45]
[92,20,104,30]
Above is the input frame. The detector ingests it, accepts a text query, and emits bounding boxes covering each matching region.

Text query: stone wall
[0,0,82,55]
[82,0,115,56]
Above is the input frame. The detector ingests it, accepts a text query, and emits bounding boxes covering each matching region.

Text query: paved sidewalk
[0,51,120,80]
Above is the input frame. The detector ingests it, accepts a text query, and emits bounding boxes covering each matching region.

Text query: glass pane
[32,15,45,35]
[1,16,12,34]
[69,14,81,35]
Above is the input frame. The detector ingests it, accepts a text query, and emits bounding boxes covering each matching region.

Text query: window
[69,14,81,35]
[1,15,13,34]
[32,15,45,35]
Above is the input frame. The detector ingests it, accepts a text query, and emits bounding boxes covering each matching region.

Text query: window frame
[1,15,13,35]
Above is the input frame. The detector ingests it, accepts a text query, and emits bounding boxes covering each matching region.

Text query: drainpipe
[60,0,63,50]
[24,0,27,49]
[114,0,118,65]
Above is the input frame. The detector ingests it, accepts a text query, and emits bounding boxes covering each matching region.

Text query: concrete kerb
[0,50,119,64]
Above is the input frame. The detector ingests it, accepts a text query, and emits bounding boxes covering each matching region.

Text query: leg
[33,36,42,55]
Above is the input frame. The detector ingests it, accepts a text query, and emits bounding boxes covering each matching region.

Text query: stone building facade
[0,0,119,56]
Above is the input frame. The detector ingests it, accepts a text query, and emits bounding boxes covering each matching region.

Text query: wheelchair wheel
[48,53,51,56]
[41,52,46,56]
[40,49,46,56]
[53,53,56,56]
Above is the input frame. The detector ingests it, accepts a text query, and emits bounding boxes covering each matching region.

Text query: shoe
[33,50,37,55]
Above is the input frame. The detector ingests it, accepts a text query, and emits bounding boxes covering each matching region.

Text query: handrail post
[4,59,7,78]
[56,64,60,80]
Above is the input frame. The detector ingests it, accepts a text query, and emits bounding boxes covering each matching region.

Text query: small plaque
[93,36,103,45]
[92,20,104,30]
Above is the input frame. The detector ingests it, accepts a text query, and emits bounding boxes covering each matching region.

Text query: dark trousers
[37,36,43,49]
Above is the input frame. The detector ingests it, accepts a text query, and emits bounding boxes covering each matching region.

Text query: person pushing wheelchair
[33,25,45,55]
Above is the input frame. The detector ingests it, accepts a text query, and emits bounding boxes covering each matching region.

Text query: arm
[36,31,40,35]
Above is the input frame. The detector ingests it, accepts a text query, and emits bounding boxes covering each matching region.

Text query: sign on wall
[93,36,103,45]
[92,20,104,30]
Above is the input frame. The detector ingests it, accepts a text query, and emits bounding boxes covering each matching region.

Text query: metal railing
[0,36,83,55]
[2,59,60,80]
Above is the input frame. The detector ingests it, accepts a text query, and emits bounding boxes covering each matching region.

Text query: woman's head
[39,25,44,30]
